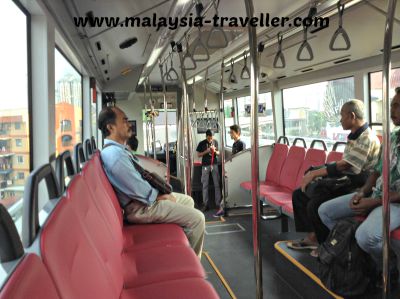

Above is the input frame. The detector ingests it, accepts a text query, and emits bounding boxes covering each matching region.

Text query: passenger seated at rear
[288,100,380,255]
[230,124,246,155]
[98,106,205,258]
[126,133,139,153]
[319,91,400,282]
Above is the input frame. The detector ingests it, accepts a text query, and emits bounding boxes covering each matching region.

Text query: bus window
[0,0,30,234]
[283,77,355,149]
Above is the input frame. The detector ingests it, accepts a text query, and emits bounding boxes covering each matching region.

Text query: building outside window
[55,48,82,154]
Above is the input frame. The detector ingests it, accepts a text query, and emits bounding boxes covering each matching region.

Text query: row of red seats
[240,137,400,240]
[0,150,218,299]
[240,137,343,231]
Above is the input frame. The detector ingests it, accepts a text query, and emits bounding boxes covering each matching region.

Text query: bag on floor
[317,218,372,296]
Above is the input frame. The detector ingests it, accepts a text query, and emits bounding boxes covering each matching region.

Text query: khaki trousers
[124,192,205,258]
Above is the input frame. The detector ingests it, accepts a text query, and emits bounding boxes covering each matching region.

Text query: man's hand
[157,194,176,202]
[349,198,380,215]
[351,192,364,205]
[301,172,314,192]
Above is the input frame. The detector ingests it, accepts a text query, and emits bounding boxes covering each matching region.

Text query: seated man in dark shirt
[196,129,222,216]
[230,124,246,155]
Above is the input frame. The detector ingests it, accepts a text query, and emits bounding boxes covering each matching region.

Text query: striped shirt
[372,130,400,198]
[342,126,380,175]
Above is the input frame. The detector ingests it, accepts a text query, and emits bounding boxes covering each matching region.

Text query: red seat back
[40,199,120,299]
[66,175,126,292]
[0,254,60,299]
[295,148,327,187]
[279,146,306,191]
[326,151,343,163]
[265,143,289,185]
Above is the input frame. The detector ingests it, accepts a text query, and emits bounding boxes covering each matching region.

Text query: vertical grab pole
[159,61,170,183]
[148,78,157,160]
[219,60,227,208]
[382,0,397,297]
[177,44,193,195]
[143,81,150,157]
[244,0,263,298]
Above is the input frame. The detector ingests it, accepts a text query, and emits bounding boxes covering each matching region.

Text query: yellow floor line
[206,216,226,224]
[274,241,343,299]
[203,251,237,299]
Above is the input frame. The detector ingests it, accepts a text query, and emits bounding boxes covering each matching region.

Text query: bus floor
[201,212,400,299]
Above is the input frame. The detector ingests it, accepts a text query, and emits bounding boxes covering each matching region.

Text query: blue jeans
[319,193,400,270]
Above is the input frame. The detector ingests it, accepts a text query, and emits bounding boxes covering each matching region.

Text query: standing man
[196,129,222,216]
[230,124,246,155]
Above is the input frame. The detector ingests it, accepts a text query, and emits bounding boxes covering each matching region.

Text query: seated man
[99,106,205,258]
[196,129,222,216]
[288,100,380,254]
[319,91,400,278]
[230,124,246,155]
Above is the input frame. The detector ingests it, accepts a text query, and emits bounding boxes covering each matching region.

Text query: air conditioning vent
[334,58,351,64]
[277,75,286,79]
[301,68,313,73]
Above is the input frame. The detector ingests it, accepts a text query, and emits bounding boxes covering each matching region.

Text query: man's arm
[109,156,158,205]
[300,160,351,192]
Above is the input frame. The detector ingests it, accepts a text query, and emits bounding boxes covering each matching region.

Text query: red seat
[240,143,289,191]
[282,202,294,215]
[121,278,219,299]
[392,228,400,240]
[277,146,306,191]
[326,151,343,163]
[295,148,327,187]
[0,254,60,299]
[67,174,204,289]
[84,153,188,250]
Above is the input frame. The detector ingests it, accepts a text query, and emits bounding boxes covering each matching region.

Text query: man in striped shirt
[288,100,380,255]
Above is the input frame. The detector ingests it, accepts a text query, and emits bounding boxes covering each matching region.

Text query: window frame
[11,0,33,172]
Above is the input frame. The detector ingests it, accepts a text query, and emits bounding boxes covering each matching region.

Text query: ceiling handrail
[329,1,351,51]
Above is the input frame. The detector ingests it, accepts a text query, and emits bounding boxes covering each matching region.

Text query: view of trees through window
[283,77,355,149]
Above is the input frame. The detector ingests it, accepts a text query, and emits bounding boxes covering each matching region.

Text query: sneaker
[287,238,318,250]
[213,208,224,218]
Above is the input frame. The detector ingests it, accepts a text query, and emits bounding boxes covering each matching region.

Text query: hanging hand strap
[297,26,314,61]
[273,32,286,68]
[329,1,351,51]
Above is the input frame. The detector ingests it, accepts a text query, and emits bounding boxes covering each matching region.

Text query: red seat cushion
[279,146,306,191]
[240,181,269,191]
[122,246,205,288]
[123,224,188,249]
[121,278,219,299]
[261,190,292,209]
[0,254,60,299]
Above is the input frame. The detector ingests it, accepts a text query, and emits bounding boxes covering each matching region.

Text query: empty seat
[276,146,306,191]
[240,142,289,191]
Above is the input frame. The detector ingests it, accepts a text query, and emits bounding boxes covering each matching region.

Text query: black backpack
[317,218,373,297]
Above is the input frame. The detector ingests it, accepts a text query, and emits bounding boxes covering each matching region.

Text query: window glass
[91,101,97,139]
[0,0,30,234]
[143,110,177,154]
[224,99,234,147]
[369,69,400,137]
[237,92,274,147]
[283,77,355,149]
[55,48,82,155]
